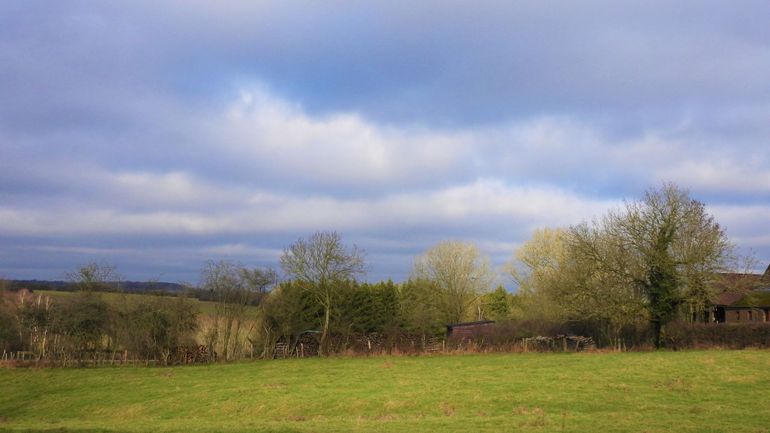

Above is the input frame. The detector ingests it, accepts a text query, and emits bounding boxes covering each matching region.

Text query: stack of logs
[522,335,595,352]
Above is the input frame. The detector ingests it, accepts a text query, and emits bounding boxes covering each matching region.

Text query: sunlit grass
[33,290,259,316]
[1,350,769,432]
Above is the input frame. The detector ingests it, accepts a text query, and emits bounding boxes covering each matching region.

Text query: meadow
[33,290,257,317]
[1,350,769,432]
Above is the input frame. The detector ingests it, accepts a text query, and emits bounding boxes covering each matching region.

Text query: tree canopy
[511,183,734,348]
[412,240,495,324]
[280,231,365,353]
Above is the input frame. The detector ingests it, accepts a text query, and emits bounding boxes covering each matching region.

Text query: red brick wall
[724,308,767,323]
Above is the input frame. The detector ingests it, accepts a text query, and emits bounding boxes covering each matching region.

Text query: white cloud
[657,160,770,196]
[4,1,770,281]
[0,179,616,239]
[214,87,473,189]
[710,204,770,239]
[203,243,283,260]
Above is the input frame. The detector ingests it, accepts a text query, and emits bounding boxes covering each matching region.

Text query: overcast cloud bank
[1,1,769,283]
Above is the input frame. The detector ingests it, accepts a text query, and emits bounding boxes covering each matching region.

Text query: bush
[58,292,111,354]
[443,319,653,352]
[443,320,573,352]
[665,321,770,349]
[0,296,21,352]
[118,296,199,364]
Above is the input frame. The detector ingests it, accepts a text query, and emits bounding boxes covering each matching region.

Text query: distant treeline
[4,184,770,365]
[3,275,770,365]
[6,280,188,294]
[0,276,517,364]
[6,280,267,306]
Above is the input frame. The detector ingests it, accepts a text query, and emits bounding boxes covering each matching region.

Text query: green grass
[1,351,769,432]
[33,290,258,316]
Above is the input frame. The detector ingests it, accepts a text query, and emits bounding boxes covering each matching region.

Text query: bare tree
[201,261,276,361]
[280,231,365,353]
[66,263,121,292]
[561,224,648,348]
[569,183,732,348]
[507,228,573,322]
[412,240,495,324]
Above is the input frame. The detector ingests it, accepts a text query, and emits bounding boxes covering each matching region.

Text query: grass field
[33,290,259,317]
[1,351,769,433]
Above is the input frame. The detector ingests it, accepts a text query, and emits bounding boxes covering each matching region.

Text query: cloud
[126,0,770,124]
[215,88,475,192]
[0,176,619,282]
[0,179,615,237]
[658,161,770,197]
[6,1,770,128]
[3,84,770,281]
[1,1,769,281]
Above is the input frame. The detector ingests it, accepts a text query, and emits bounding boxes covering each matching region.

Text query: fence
[0,350,162,367]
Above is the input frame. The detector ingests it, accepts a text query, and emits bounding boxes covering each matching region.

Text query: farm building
[709,264,770,323]
[445,320,495,339]
[713,289,770,323]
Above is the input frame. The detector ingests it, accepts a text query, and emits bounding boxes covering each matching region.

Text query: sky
[1,1,769,285]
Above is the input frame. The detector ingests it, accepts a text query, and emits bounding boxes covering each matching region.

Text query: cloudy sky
[2,1,769,284]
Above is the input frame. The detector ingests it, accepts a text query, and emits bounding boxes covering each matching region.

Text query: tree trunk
[652,320,663,349]
[222,316,232,361]
[207,319,219,361]
[232,319,242,360]
[321,304,330,355]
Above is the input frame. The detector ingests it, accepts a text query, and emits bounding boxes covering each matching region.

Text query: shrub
[665,321,770,349]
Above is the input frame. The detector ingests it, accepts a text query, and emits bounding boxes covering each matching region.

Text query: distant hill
[7,279,189,294]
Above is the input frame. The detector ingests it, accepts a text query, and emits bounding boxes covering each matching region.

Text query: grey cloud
[2,0,769,281]
[6,1,770,129]
[130,0,770,124]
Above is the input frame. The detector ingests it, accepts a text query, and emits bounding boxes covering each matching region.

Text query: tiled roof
[711,272,765,292]
[714,291,746,306]
[710,267,770,306]
[730,289,770,308]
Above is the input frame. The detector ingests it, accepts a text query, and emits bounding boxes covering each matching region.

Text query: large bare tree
[569,183,732,348]
[279,231,365,353]
[412,240,495,324]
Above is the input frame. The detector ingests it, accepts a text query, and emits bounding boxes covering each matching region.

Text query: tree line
[1,183,756,362]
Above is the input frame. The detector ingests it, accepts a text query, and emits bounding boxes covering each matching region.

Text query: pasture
[1,350,769,432]
[33,290,257,317]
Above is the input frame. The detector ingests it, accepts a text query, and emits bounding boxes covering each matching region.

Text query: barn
[710,264,770,323]
[713,289,770,323]
[445,320,496,339]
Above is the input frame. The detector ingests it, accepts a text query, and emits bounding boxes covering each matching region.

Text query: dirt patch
[439,402,455,417]
[654,377,691,393]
